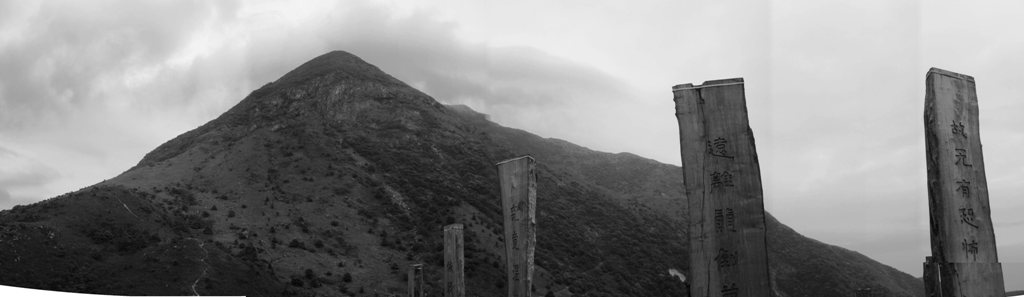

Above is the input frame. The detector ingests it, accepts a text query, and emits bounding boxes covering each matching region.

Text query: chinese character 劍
[959,207,978,228]
[955,149,973,166]
[714,248,738,268]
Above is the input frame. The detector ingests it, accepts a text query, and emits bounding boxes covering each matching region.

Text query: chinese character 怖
[962,238,979,261]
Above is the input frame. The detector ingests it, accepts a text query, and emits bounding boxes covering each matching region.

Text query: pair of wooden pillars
[672,68,1005,297]
[408,224,468,297]
[408,156,538,297]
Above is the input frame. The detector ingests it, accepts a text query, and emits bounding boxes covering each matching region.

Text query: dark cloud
[3,2,1023,289]
[0,0,241,130]
[229,1,632,114]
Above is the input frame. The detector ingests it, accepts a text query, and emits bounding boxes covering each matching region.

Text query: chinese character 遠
[722,283,739,297]
[706,137,735,158]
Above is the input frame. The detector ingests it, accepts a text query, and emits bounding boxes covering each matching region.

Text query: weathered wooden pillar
[923,256,942,297]
[673,78,771,297]
[408,263,423,297]
[497,156,537,297]
[444,223,466,297]
[408,265,415,297]
[923,67,1005,296]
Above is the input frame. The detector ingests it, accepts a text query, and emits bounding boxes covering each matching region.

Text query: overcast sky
[1,0,1022,289]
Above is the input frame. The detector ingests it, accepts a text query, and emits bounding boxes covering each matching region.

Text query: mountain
[0,51,924,296]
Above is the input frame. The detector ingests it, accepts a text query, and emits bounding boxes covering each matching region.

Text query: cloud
[2,1,1023,290]
[0,0,243,130]
[0,146,60,210]
[0,0,645,207]
[0,146,59,188]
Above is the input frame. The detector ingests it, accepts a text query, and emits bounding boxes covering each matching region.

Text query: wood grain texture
[408,266,416,297]
[497,156,536,297]
[924,256,940,297]
[923,67,1005,297]
[673,78,771,297]
[444,224,466,297]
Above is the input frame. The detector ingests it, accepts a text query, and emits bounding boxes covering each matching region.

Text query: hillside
[0,51,923,296]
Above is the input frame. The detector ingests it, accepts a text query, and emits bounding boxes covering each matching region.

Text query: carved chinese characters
[444,224,465,297]
[673,78,771,297]
[923,68,1004,296]
[497,156,536,297]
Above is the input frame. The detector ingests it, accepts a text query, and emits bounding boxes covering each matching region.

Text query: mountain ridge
[0,50,923,297]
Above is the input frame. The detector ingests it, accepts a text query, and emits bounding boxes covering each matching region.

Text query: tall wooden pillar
[673,78,771,297]
[497,156,536,297]
[444,223,466,297]
[923,67,1005,296]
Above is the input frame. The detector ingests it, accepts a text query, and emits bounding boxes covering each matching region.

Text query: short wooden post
[673,78,772,297]
[923,67,1005,297]
[497,156,536,297]
[407,265,415,297]
[408,263,423,297]
[444,223,466,297]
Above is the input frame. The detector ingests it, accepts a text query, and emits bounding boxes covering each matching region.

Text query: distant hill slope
[0,51,923,296]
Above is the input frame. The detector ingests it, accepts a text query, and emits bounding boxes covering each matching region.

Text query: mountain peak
[274,50,395,86]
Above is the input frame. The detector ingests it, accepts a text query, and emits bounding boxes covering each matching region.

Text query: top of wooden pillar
[496,155,535,166]
[672,77,744,91]
[928,67,974,82]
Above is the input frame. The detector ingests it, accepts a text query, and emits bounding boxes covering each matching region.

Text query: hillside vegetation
[0,51,922,297]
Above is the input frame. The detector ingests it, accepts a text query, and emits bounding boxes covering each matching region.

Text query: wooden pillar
[408,265,415,297]
[673,78,772,297]
[497,156,536,297]
[923,256,942,297]
[444,223,466,297]
[923,67,1005,296]
[408,263,423,297]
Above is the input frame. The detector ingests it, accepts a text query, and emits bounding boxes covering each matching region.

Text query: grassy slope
[0,51,924,297]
